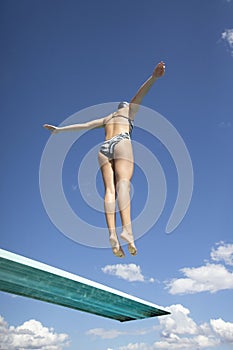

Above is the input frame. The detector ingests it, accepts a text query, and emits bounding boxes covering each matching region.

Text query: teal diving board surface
[0,248,170,322]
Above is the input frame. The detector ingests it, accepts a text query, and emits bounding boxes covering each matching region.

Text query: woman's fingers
[153,61,165,77]
[43,124,58,134]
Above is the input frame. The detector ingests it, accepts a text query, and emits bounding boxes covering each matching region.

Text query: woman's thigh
[98,151,115,192]
[113,140,134,180]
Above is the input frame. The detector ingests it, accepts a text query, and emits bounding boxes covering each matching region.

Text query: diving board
[0,249,169,322]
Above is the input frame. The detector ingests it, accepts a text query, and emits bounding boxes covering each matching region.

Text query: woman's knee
[105,188,116,201]
[116,179,130,194]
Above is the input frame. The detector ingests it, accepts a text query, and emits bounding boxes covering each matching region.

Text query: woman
[43,61,165,257]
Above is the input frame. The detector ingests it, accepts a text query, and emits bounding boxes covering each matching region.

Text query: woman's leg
[113,140,137,255]
[98,151,125,257]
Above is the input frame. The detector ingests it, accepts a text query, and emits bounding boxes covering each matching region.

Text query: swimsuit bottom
[99,132,131,160]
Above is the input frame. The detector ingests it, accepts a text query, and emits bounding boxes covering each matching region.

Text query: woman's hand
[152,61,165,78]
[43,124,60,134]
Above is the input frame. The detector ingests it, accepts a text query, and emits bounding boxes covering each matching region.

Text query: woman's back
[103,107,133,140]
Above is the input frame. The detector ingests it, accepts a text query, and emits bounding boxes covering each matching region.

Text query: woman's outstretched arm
[43,117,105,134]
[129,61,165,116]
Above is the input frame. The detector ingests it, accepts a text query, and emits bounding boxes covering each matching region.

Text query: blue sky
[1,0,233,349]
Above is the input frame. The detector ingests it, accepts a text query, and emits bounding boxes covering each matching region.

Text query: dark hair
[118,101,129,109]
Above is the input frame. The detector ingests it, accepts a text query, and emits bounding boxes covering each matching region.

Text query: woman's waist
[104,131,131,142]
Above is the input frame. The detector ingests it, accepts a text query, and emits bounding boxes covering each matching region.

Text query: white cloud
[211,242,233,266]
[86,328,124,339]
[165,242,233,295]
[152,305,219,349]
[0,316,70,350]
[119,343,150,350]
[210,318,233,342]
[101,264,154,283]
[159,304,198,337]
[166,263,233,294]
[86,326,158,340]
[222,29,233,46]
[152,335,219,349]
[221,28,233,55]
[118,304,233,350]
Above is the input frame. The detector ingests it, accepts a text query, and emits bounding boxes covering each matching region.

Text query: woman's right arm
[129,61,165,117]
[43,117,105,134]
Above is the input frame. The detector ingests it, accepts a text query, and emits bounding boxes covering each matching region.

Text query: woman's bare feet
[120,229,137,256]
[109,236,125,258]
